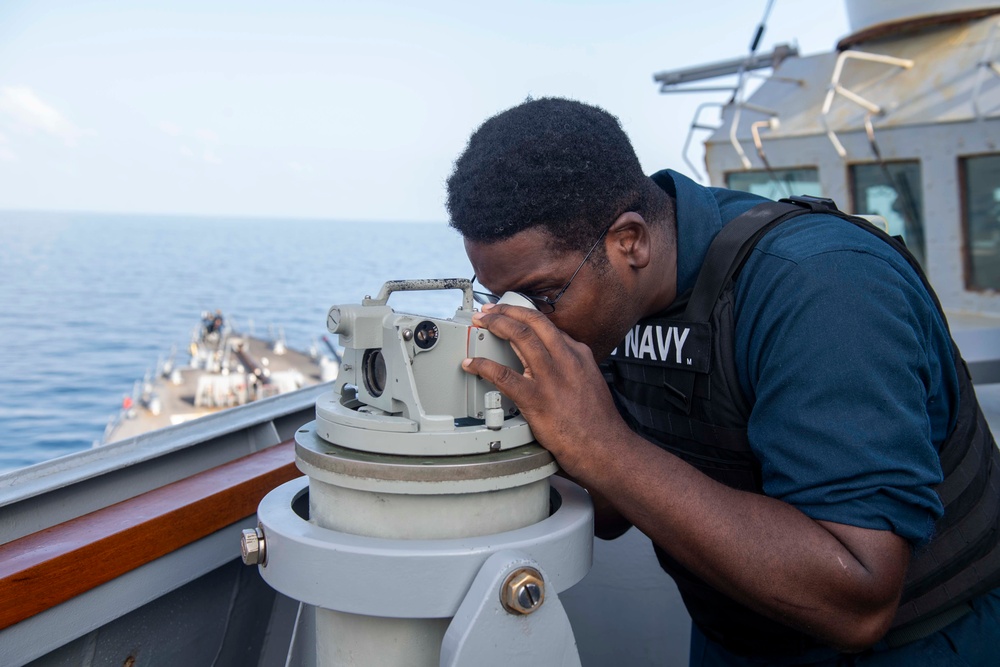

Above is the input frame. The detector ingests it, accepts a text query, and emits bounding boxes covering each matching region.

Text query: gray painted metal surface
[441,550,582,667]
[0,384,328,542]
[325,280,530,456]
[255,476,593,618]
[0,387,324,667]
[11,527,275,667]
[297,422,556,494]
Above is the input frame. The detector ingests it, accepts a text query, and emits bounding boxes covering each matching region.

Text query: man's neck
[643,220,678,317]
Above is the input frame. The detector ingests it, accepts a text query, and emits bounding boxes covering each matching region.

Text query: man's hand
[462,301,635,538]
[461,302,629,479]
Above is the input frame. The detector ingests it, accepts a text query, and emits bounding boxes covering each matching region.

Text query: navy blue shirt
[653,170,1000,665]
[658,168,954,545]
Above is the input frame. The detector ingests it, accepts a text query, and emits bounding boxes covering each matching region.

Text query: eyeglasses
[472,223,613,314]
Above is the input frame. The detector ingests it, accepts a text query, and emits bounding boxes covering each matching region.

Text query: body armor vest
[607,196,1000,656]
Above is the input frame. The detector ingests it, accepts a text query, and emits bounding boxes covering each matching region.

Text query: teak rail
[0,440,299,630]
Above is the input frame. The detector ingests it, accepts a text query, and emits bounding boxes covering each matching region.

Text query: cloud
[0,87,87,146]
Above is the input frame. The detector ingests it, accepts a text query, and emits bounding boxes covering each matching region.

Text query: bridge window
[962,155,1000,291]
[726,168,821,201]
[850,162,925,268]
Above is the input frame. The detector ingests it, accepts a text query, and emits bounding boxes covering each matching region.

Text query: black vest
[607,196,1000,656]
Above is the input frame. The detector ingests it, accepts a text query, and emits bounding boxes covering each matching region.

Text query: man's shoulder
[706,189,898,269]
[749,211,905,269]
[732,210,936,336]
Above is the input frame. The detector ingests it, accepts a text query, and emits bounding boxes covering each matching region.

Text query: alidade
[315,278,535,456]
[253,277,593,667]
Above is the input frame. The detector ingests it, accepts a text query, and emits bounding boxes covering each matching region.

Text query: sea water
[0,210,473,473]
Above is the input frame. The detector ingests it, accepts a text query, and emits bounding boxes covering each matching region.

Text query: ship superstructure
[657,0,1000,428]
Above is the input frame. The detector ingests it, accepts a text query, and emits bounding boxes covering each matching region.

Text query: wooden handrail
[0,440,299,630]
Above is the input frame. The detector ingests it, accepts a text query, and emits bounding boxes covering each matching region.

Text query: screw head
[501,567,544,615]
[240,526,266,566]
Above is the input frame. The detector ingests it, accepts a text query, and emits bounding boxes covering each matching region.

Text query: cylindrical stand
[294,425,558,666]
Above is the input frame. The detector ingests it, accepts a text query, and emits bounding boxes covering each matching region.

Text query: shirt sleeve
[734,242,951,546]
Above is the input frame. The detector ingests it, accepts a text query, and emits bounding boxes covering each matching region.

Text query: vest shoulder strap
[684,200,806,322]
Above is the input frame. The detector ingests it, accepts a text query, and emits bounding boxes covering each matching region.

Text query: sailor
[203,309,224,337]
[449,97,1000,665]
[210,310,224,334]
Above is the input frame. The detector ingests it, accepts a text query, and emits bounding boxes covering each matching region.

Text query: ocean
[0,210,473,473]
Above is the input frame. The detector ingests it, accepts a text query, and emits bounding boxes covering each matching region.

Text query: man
[448,97,1000,665]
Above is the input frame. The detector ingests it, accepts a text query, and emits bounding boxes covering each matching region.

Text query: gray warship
[101,312,340,444]
[3,1,1000,665]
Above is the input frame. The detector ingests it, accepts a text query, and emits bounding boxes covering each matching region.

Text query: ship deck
[106,335,327,443]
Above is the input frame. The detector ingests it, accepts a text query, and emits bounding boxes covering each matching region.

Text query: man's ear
[608,211,652,270]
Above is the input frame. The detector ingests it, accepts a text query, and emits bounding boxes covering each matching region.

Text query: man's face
[465,226,634,361]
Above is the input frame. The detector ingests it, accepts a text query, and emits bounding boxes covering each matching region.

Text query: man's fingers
[472,304,565,359]
[461,356,530,404]
[477,302,556,332]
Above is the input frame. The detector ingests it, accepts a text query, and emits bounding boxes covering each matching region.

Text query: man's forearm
[555,468,633,539]
[565,429,909,652]
[591,487,633,540]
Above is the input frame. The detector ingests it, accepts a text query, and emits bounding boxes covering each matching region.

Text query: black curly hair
[447,97,666,254]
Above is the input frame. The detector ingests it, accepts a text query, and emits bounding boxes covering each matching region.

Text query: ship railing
[680,102,725,181]
[727,100,781,171]
[0,383,331,664]
[655,43,801,182]
[820,50,914,158]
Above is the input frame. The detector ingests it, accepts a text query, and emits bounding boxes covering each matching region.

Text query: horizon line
[0,206,448,226]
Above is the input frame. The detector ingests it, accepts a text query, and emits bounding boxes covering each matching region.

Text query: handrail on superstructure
[681,102,725,182]
[751,117,779,158]
[729,101,780,171]
[656,44,800,182]
[973,20,1000,119]
[680,101,783,183]
[820,50,914,157]
[748,116,793,198]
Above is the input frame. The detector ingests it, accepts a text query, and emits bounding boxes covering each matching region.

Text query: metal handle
[363,279,475,312]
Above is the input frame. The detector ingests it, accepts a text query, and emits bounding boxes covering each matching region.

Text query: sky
[0,0,851,222]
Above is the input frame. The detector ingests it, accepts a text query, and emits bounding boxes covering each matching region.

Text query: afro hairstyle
[446,97,656,254]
